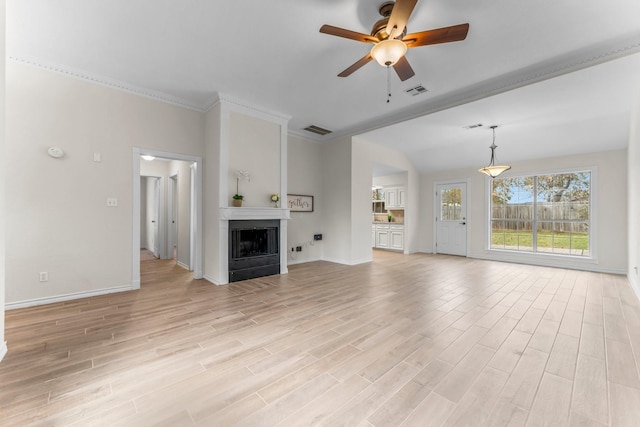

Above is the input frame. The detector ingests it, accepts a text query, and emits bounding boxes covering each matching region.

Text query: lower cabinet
[389,225,404,250]
[373,223,403,251]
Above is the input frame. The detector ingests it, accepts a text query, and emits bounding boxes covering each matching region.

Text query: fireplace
[228,220,280,282]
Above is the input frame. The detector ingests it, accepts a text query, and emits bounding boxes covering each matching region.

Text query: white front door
[436,182,467,256]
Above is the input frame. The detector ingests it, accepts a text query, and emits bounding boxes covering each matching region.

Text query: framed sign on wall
[287,194,314,212]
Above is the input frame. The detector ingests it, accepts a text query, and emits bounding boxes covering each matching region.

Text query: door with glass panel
[436,182,467,256]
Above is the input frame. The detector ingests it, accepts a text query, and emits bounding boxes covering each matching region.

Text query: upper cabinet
[385,187,405,209]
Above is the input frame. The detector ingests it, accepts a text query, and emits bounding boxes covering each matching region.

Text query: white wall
[228,111,280,207]
[4,62,204,306]
[372,173,407,189]
[203,104,222,283]
[320,136,353,264]
[422,149,628,274]
[629,91,640,296]
[287,135,324,264]
[1,0,7,360]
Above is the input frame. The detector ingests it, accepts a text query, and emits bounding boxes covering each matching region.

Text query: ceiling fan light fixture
[370,38,407,66]
[478,126,511,178]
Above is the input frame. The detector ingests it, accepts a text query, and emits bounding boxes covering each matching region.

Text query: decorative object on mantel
[233,170,250,207]
[478,125,511,179]
[388,214,393,222]
[287,194,314,212]
[271,193,280,208]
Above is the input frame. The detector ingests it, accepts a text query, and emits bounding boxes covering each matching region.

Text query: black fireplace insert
[229,220,280,282]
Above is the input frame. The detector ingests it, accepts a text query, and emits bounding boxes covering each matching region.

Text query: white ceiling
[8,0,640,173]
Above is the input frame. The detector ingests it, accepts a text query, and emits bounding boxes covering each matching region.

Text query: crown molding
[9,55,208,112]
[207,93,291,125]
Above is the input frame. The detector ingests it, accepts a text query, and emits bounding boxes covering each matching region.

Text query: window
[490,171,591,257]
[440,187,462,221]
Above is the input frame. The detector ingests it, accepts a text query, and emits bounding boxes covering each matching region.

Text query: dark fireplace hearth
[229,220,280,282]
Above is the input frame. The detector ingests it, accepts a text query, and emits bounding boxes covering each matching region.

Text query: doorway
[435,181,468,256]
[140,176,162,259]
[132,148,203,289]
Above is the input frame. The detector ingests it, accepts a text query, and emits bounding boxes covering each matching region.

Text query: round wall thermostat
[47,147,65,158]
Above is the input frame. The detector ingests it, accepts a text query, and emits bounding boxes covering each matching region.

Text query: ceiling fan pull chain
[386,65,391,103]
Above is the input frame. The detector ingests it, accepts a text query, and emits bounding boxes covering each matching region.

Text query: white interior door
[436,182,467,256]
[152,178,160,258]
[169,175,178,261]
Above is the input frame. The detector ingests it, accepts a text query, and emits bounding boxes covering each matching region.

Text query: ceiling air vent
[463,123,484,130]
[303,125,333,136]
[404,84,428,96]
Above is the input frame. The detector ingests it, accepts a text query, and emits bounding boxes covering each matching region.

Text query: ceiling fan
[319,0,469,81]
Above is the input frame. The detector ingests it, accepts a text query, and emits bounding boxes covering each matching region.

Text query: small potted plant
[387,214,393,222]
[271,193,280,208]
[233,170,250,207]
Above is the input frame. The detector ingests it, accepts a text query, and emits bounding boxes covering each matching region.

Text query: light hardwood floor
[2,251,640,426]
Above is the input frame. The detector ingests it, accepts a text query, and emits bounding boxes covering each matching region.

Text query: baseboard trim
[0,341,7,363]
[470,252,626,275]
[204,274,226,286]
[177,261,190,270]
[629,273,640,301]
[5,284,135,310]
[321,256,372,266]
[287,257,321,266]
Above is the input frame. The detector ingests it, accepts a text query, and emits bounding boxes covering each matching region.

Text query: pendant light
[479,125,511,178]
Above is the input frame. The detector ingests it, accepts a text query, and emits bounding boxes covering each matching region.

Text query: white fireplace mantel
[220,207,291,221]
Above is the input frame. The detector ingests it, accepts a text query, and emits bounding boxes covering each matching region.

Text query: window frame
[485,166,598,263]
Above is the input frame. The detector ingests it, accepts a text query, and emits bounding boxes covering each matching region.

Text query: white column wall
[629,89,640,296]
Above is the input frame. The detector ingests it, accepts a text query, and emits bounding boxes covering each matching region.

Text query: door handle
[460,222,466,225]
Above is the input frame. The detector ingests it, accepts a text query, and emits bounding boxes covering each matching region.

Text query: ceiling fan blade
[386,0,418,39]
[393,56,415,81]
[320,25,378,44]
[404,23,470,47]
[338,53,374,77]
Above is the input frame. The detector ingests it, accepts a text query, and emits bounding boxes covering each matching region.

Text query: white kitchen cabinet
[389,225,404,250]
[372,225,376,247]
[385,187,406,209]
[385,189,397,208]
[375,223,390,248]
[373,223,403,251]
[397,188,406,208]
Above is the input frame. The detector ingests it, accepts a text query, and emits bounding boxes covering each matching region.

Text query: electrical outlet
[107,198,118,207]
[291,247,295,252]
[296,246,302,252]
[314,234,322,241]
[39,272,48,282]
